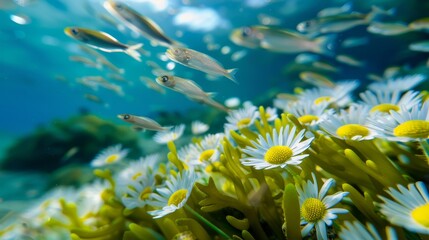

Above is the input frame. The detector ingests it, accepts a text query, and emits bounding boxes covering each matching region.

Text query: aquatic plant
[2,76,429,240]
[1,114,141,172]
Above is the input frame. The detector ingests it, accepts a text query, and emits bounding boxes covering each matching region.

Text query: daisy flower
[90,144,129,167]
[263,107,278,122]
[297,80,359,108]
[148,170,197,219]
[359,90,421,114]
[379,181,429,234]
[338,221,397,240]
[115,153,162,184]
[185,133,224,167]
[367,100,429,142]
[224,102,259,131]
[241,125,314,170]
[118,171,156,209]
[153,124,185,144]
[320,104,377,141]
[296,173,349,240]
[368,74,426,93]
[191,120,209,135]
[287,100,333,126]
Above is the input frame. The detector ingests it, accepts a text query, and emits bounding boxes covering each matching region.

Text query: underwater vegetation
[2,78,429,239]
[1,114,141,172]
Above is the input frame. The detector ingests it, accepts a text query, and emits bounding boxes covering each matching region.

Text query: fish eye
[71,28,78,35]
[123,114,130,119]
[161,76,169,82]
[116,3,123,9]
[241,27,252,37]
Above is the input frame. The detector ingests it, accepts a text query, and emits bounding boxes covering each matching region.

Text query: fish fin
[226,68,239,84]
[125,43,143,62]
[313,34,336,56]
[366,6,395,22]
[207,92,217,97]
[132,126,146,132]
[162,126,174,131]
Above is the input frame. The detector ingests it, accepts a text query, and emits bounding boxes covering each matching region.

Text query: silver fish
[230,26,335,56]
[156,75,229,112]
[103,0,180,48]
[166,47,238,83]
[156,75,210,98]
[64,27,142,61]
[117,114,170,131]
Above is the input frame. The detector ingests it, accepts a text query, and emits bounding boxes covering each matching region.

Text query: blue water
[0,0,427,137]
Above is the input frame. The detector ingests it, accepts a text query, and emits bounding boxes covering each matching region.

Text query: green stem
[184,204,231,240]
[419,139,429,165]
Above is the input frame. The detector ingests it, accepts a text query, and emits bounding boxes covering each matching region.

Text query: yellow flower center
[237,118,252,128]
[132,172,142,180]
[370,103,400,113]
[199,149,215,162]
[139,186,152,201]
[298,115,319,124]
[167,189,188,206]
[264,146,293,164]
[411,203,429,228]
[393,120,429,138]
[105,154,120,163]
[314,96,332,105]
[301,198,326,222]
[336,124,369,139]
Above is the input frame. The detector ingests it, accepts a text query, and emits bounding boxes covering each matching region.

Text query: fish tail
[226,68,239,84]
[125,43,143,62]
[313,35,336,56]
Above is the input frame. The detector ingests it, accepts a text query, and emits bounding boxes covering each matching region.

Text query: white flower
[320,104,377,141]
[241,125,313,170]
[224,102,259,131]
[115,154,163,209]
[368,74,426,93]
[191,120,209,135]
[185,133,223,167]
[153,124,185,144]
[338,221,397,240]
[298,80,359,107]
[263,107,278,122]
[148,171,197,219]
[379,182,429,234]
[90,144,129,167]
[287,100,333,126]
[367,100,429,142]
[358,90,421,114]
[296,173,349,240]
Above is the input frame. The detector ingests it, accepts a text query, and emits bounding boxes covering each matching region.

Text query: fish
[117,114,170,131]
[367,22,412,36]
[84,94,108,107]
[230,26,335,56]
[156,75,230,112]
[336,54,365,67]
[103,0,180,47]
[317,2,353,17]
[409,40,429,52]
[409,17,429,30]
[297,6,393,34]
[156,75,211,99]
[299,71,335,88]
[64,27,143,61]
[166,47,238,83]
[69,55,101,69]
